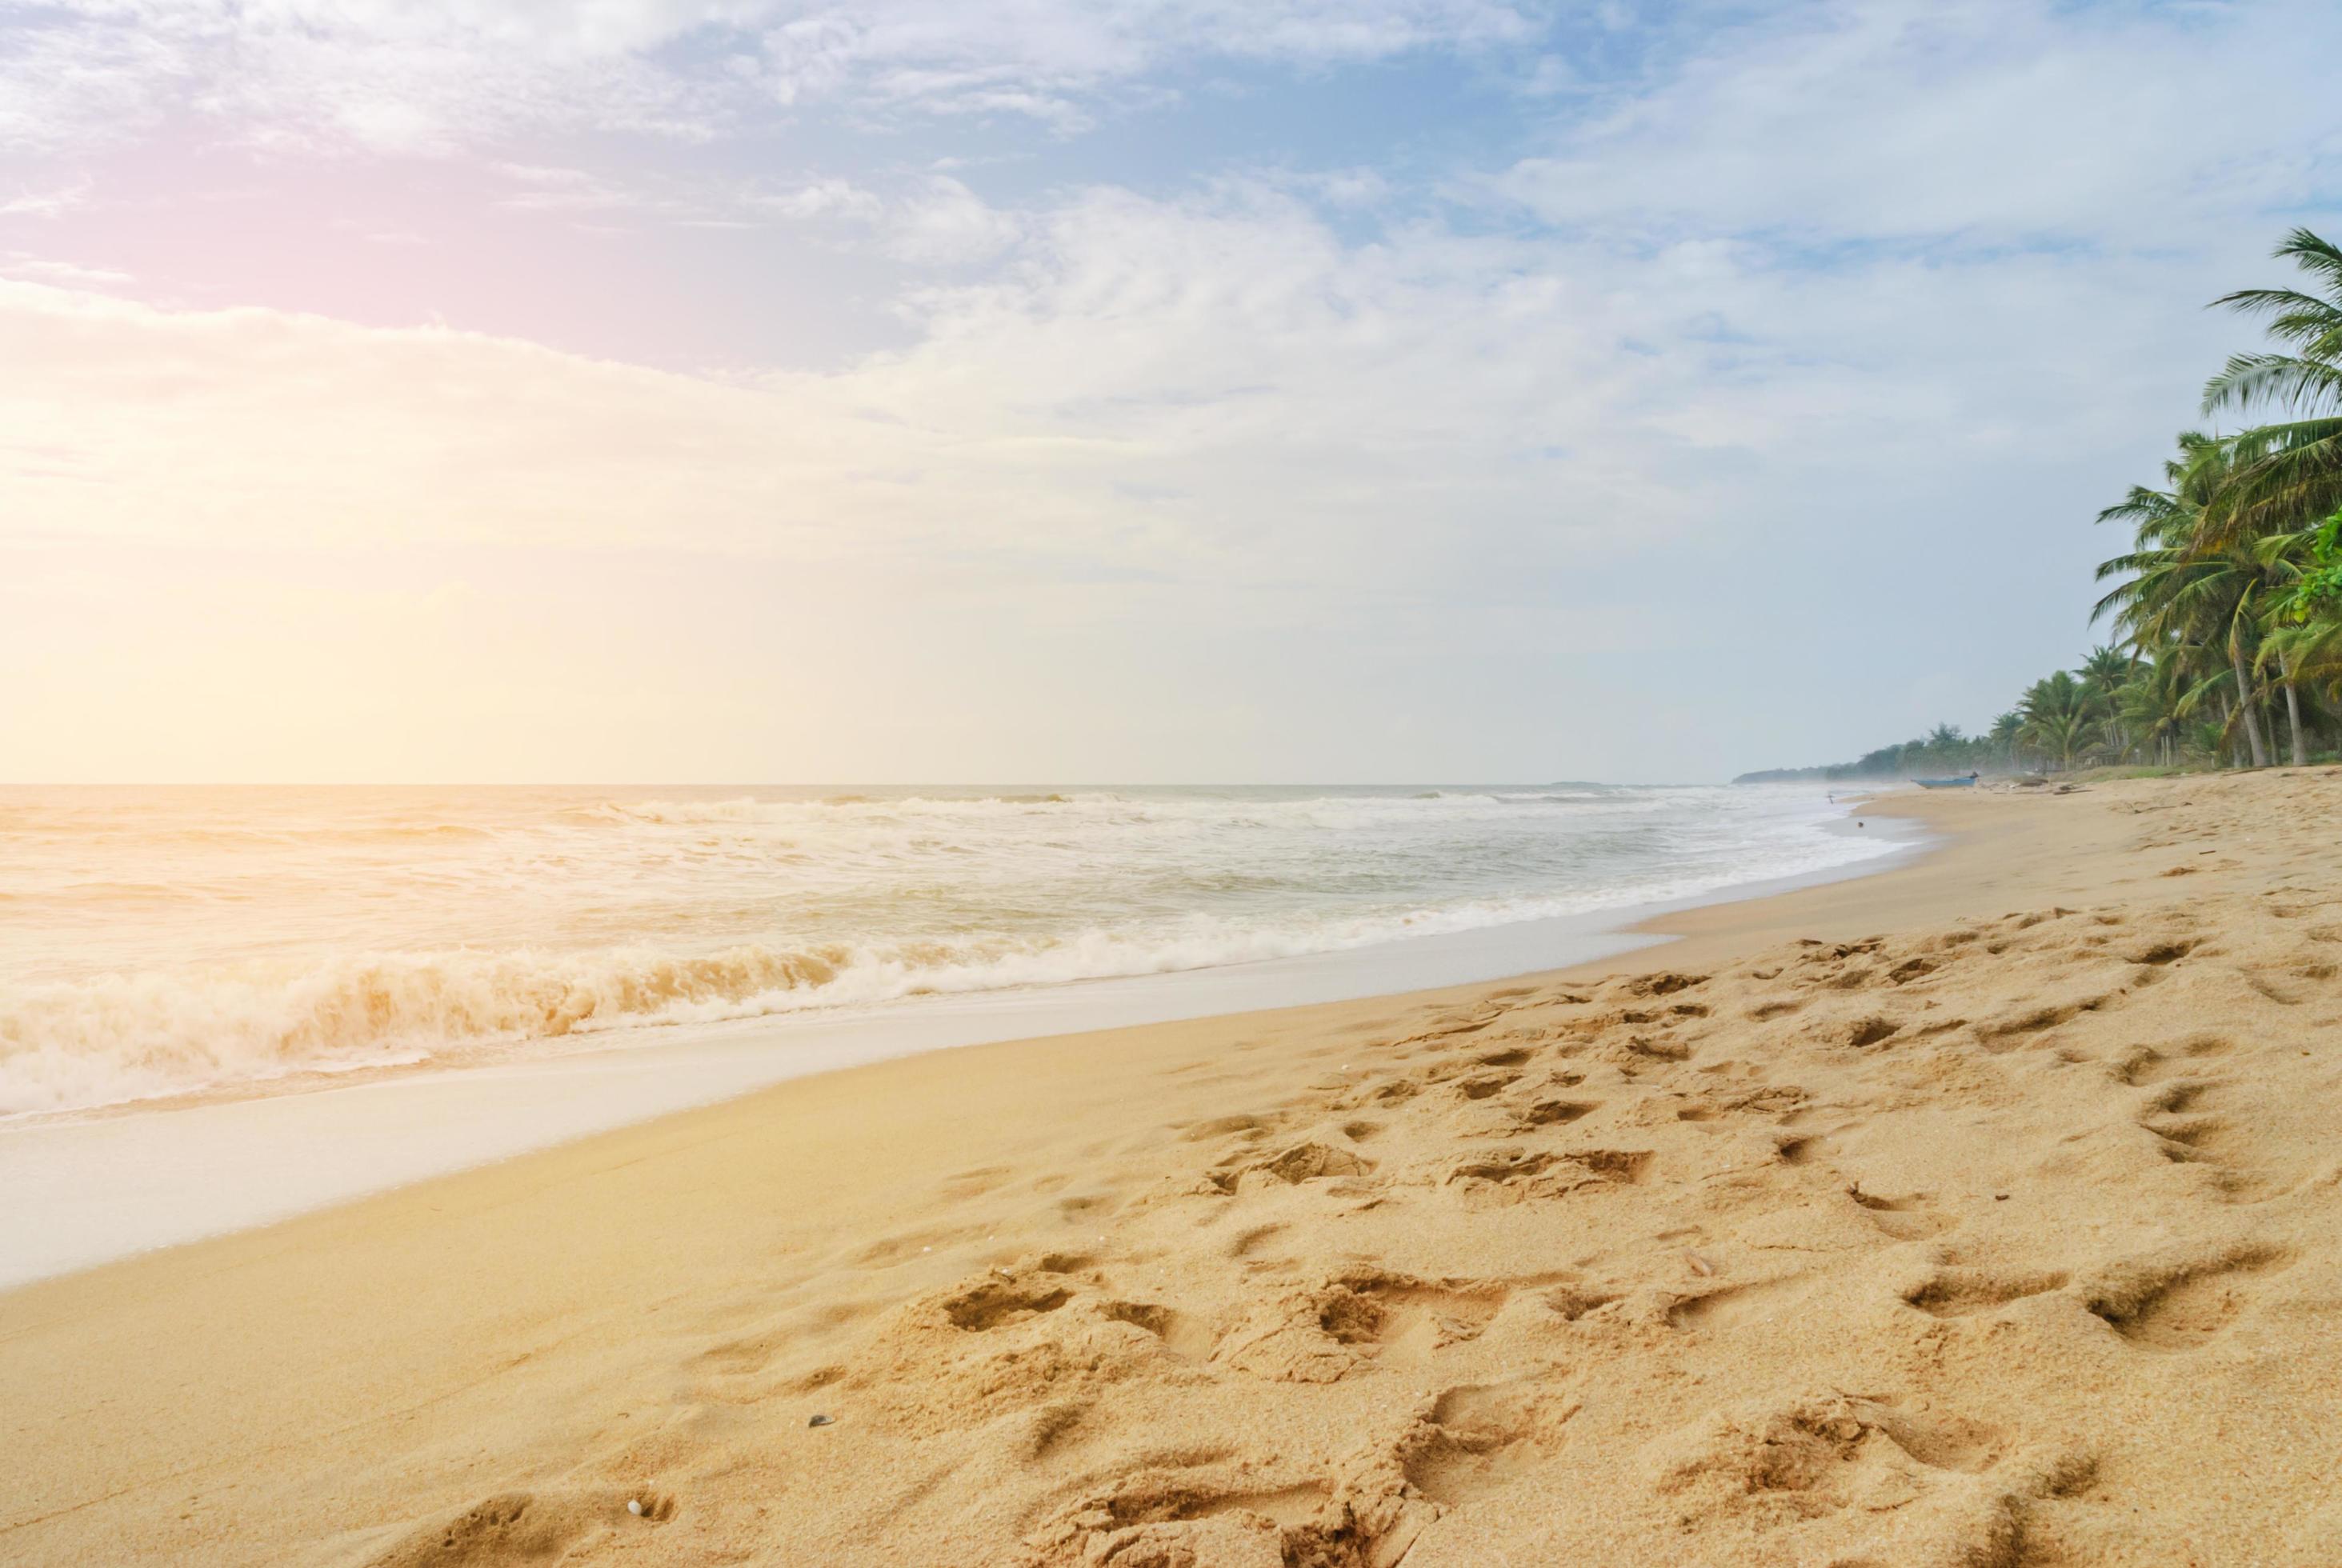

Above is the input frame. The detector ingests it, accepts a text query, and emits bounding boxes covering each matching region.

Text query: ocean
[0,783,1896,1120]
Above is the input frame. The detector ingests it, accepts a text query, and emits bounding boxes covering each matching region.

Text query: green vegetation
[1739,230,2342,785]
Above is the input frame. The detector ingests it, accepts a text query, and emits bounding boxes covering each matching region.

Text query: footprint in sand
[1644,1390,2092,1561]
[940,1276,1073,1332]
[1665,1272,1819,1331]
[2122,937,2197,967]
[2139,1105,2240,1169]
[1452,1070,1523,1102]
[2240,969,2310,1006]
[1096,1298,1219,1361]
[1443,1146,1652,1205]
[1511,1097,1599,1130]
[1211,1270,1518,1382]
[2081,1245,2292,1350]
[1342,1277,1514,1369]
[1027,1383,1555,1566]
[1540,1277,1624,1321]
[1350,1075,1425,1107]
[1845,1184,1954,1241]
[1774,1131,1825,1165]
[367,1488,674,1568]
[1901,1262,2071,1319]
[2112,1032,2234,1086]
[1398,1384,1553,1508]
[2115,1070,2283,1200]
[1200,1139,1377,1193]
[1022,1466,1337,1567]
[935,1163,1017,1201]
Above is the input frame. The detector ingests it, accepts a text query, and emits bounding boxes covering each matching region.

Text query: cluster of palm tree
[1755,230,2342,785]
[1993,650,2208,774]
[2081,227,2342,772]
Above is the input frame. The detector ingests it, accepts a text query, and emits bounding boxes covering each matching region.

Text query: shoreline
[0,801,1923,1290]
[3,782,1882,1131]
[11,771,2340,1565]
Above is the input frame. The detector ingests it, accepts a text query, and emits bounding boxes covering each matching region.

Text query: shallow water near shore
[2,782,1900,1118]
[0,786,1918,1287]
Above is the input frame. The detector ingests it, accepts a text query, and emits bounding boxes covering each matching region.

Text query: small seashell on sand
[627,1500,643,1516]
[1685,1250,1715,1277]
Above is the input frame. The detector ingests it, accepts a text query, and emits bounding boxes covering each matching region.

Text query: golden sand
[7,771,2342,1566]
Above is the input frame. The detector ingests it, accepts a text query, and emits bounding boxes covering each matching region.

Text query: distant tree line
[1739,230,2342,785]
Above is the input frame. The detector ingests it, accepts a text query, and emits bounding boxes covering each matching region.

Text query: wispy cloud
[1,253,131,288]
[1492,0,2342,249]
[882,176,1022,264]
[1,0,1543,158]
[0,179,94,219]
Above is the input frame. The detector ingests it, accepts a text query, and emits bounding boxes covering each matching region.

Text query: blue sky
[3,0,2340,781]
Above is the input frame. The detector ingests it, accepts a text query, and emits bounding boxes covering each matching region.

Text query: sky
[3,0,2340,783]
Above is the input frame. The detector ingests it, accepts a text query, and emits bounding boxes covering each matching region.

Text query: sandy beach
[7,770,2341,1566]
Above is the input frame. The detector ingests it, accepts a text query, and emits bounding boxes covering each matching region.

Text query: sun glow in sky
[5,0,2340,782]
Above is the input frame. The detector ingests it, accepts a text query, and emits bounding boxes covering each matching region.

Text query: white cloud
[0,180,94,219]
[0,0,1543,157]
[491,162,638,211]
[0,174,2216,577]
[752,0,1536,118]
[1493,0,2342,246]
[0,197,1663,577]
[882,175,1023,264]
[0,21,184,153]
[0,253,131,287]
[0,2,736,156]
[1307,168,1391,208]
[746,177,884,222]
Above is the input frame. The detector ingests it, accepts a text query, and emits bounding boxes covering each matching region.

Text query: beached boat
[1914,774,1978,788]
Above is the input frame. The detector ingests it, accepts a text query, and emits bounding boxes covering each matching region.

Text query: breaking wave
[1,896,1625,1116]
[597,793,1080,825]
[2,781,1899,1118]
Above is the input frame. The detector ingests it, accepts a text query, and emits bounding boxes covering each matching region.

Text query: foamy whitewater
[0,784,1894,1118]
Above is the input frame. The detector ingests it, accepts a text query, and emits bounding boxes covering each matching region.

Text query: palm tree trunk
[2231,645,2271,767]
[2280,654,2307,766]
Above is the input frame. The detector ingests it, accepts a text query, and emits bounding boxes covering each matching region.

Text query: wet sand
[6,770,2341,1566]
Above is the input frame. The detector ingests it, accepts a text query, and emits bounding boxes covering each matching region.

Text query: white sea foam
[0,782,1893,1117]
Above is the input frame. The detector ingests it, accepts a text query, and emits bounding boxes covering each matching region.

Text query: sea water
[1,783,1897,1119]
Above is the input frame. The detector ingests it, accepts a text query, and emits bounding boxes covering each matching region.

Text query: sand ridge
[6,771,2342,1566]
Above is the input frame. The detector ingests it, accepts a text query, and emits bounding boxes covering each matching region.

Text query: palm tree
[2024,710,2095,774]
[2186,717,2232,766]
[2019,671,2099,772]
[1988,710,2024,770]
[2199,229,2342,548]
[2263,549,2342,759]
[2095,434,2277,766]
[2078,646,2132,696]
[2077,646,2134,759]
[2116,654,2216,769]
[2247,523,2316,764]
